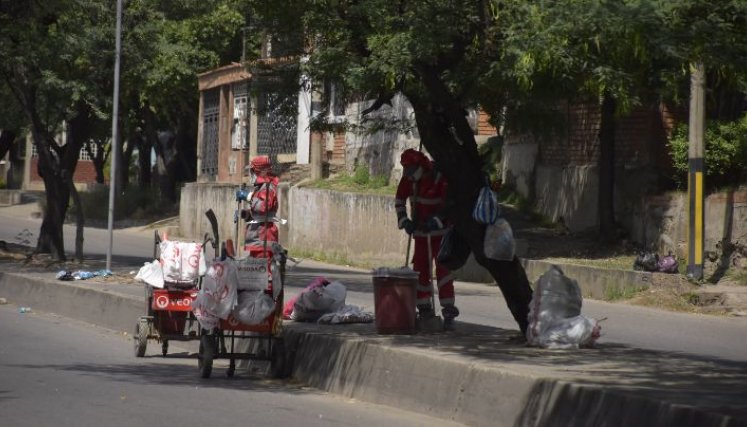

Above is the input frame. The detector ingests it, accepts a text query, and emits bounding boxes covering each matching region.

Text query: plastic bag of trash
[292,280,347,322]
[437,227,471,270]
[484,218,515,261]
[232,290,275,325]
[192,292,219,330]
[135,260,165,289]
[199,260,239,319]
[526,266,601,349]
[159,240,207,284]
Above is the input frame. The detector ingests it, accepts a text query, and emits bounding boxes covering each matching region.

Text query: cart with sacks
[191,211,290,379]
[133,230,215,357]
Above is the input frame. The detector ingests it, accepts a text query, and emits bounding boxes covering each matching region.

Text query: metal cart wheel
[161,340,169,357]
[226,359,236,378]
[269,338,290,379]
[134,318,148,357]
[198,334,215,378]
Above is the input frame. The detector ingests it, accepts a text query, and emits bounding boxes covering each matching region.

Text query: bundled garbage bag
[192,259,239,325]
[159,240,207,284]
[232,290,275,325]
[526,266,601,349]
[484,218,516,261]
[633,251,659,272]
[285,277,347,322]
[134,261,165,288]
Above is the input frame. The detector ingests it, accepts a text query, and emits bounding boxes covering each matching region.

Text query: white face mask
[405,165,423,181]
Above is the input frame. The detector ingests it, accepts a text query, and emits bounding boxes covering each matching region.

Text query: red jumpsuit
[242,174,279,259]
[395,168,454,307]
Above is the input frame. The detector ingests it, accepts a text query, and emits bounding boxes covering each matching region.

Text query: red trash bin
[372,267,418,334]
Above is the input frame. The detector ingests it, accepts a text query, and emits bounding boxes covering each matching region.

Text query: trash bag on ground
[657,253,679,273]
[437,227,471,270]
[633,251,659,272]
[289,279,347,322]
[526,266,601,349]
[317,305,374,324]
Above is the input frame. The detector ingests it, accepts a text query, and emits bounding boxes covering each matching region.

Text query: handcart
[196,210,290,379]
[133,230,216,358]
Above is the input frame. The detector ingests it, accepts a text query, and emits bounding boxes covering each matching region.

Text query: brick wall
[30,158,99,185]
[477,110,498,136]
[537,102,673,169]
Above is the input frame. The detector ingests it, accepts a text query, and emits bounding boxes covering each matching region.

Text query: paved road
[0,303,462,427]
[2,203,746,363]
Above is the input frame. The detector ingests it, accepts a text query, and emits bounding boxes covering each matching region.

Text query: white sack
[232,290,275,325]
[135,260,164,289]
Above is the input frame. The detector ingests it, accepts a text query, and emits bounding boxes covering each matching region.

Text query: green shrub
[667,115,747,189]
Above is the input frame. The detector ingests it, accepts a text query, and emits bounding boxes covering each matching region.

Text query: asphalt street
[0,303,463,427]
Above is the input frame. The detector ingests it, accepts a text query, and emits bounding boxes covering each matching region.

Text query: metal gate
[256,90,298,174]
[201,88,220,177]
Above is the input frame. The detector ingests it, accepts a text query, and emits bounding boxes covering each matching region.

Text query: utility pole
[687,62,705,281]
[106,0,123,271]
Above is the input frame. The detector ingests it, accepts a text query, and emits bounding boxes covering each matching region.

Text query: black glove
[424,216,443,232]
[401,218,415,235]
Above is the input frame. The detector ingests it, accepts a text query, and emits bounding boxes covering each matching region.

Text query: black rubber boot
[441,305,460,331]
[417,304,435,320]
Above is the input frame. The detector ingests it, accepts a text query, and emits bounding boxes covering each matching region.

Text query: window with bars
[232,81,250,150]
[201,88,220,176]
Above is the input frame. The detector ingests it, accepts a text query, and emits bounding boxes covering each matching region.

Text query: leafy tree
[0,0,102,259]
[247,0,536,330]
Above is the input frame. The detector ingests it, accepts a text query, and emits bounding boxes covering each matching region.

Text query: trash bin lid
[372,267,419,278]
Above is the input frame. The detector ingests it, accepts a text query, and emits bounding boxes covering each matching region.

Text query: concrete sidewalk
[1,261,746,427]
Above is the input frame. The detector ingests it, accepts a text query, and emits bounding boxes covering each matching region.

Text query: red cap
[400,149,431,170]
[250,155,272,172]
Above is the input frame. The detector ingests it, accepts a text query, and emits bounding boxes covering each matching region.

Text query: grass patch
[544,256,637,271]
[305,166,396,195]
[603,285,647,301]
[289,248,378,269]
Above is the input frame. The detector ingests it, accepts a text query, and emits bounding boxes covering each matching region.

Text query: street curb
[521,259,652,299]
[0,271,143,334]
[283,324,746,427]
[1,271,745,427]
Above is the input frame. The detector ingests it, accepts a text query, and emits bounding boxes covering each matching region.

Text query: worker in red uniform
[240,155,279,259]
[395,148,459,330]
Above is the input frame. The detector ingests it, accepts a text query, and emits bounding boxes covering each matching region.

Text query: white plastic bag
[159,241,206,284]
[200,260,239,319]
[484,218,515,261]
[193,292,219,330]
[235,257,269,291]
[135,260,164,289]
[292,280,347,322]
[527,266,600,349]
[232,290,275,325]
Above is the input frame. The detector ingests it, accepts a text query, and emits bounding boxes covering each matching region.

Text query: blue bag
[472,186,500,224]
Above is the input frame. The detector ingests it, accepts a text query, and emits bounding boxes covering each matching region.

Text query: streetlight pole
[106,0,123,271]
[687,62,705,281]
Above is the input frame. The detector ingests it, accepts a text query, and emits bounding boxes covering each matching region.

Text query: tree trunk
[404,74,533,334]
[598,92,616,241]
[0,129,16,161]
